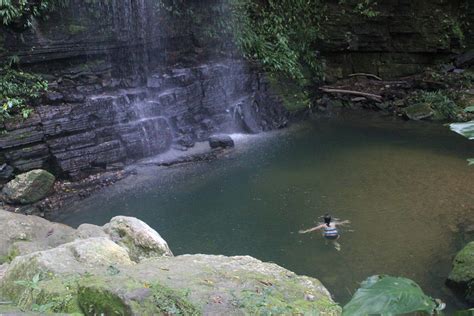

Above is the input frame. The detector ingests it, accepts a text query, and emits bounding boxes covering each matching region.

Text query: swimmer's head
[323,214,331,226]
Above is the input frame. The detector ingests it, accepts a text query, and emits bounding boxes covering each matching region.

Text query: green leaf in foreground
[342,275,443,316]
[464,105,474,113]
[454,308,474,316]
[468,158,474,166]
[450,121,474,140]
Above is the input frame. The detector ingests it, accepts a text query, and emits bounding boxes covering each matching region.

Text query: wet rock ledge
[0,209,341,315]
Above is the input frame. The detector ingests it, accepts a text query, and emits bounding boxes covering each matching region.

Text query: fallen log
[319,87,383,102]
[348,73,383,81]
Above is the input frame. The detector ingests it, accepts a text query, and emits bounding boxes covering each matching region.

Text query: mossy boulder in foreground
[448,241,474,303]
[0,209,341,315]
[1,169,55,204]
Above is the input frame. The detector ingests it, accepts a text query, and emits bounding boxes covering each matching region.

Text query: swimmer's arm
[298,224,324,234]
[335,220,351,226]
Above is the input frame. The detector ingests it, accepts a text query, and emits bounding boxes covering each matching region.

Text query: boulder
[1,238,134,291]
[0,209,76,264]
[0,254,340,315]
[0,238,134,313]
[0,209,340,315]
[208,135,235,149]
[2,169,55,204]
[447,242,474,303]
[455,50,474,68]
[104,216,173,261]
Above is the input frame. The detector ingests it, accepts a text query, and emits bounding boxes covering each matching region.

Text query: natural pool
[56,112,474,311]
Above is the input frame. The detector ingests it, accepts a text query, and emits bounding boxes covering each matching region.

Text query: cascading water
[0,0,288,179]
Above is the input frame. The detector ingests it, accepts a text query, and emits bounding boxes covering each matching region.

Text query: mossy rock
[449,242,474,284]
[448,242,474,303]
[0,210,340,315]
[77,276,200,315]
[2,169,55,204]
[1,254,341,315]
[404,103,434,120]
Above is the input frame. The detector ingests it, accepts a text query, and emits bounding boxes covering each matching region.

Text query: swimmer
[299,214,350,251]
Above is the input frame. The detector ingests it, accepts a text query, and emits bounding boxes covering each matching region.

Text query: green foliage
[0,66,48,122]
[230,0,325,83]
[464,106,474,113]
[450,121,474,140]
[441,12,465,47]
[267,74,311,111]
[14,273,42,291]
[339,0,380,18]
[343,275,444,316]
[0,246,19,264]
[0,0,68,28]
[450,120,474,165]
[411,91,459,120]
[455,308,474,316]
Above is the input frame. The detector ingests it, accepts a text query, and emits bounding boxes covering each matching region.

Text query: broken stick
[319,87,383,102]
[349,73,383,81]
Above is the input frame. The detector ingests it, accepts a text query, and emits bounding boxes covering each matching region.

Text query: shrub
[412,91,459,120]
[0,66,48,122]
[0,0,68,28]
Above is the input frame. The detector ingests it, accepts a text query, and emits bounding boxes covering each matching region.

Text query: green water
[57,112,474,310]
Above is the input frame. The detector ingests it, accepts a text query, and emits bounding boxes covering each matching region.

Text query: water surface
[57,112,474,311]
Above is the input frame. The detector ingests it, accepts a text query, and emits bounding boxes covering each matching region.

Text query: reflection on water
[56,112,474,311]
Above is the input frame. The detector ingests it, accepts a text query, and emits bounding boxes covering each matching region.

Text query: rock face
[208,135,235,149]
[0,0,289,181]
[320,0,473,79]
[447,242,474,303]
[1,169,55,204]
[0,209,341,315]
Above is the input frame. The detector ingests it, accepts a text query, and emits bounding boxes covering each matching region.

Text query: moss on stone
[404,102,434,120]
[76,275,200,315]
[237,287,339,315]
[78,279,130,316]
[150,283,201,315]
[35,277,82,314]
[0,246,19,264]
[2,169,56,204]
[267,75,311,112]
[68,24,87,35]
[449,242,474,284]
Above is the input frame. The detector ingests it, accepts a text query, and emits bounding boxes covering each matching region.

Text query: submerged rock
[447,242,474,303]
[209,135,235,149]
[1,169,55,204]
[0,209,340,315]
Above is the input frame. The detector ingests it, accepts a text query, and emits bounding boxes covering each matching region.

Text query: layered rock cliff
[0,0,288,179]
[0,0,471,179]
[321,0,473,79]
